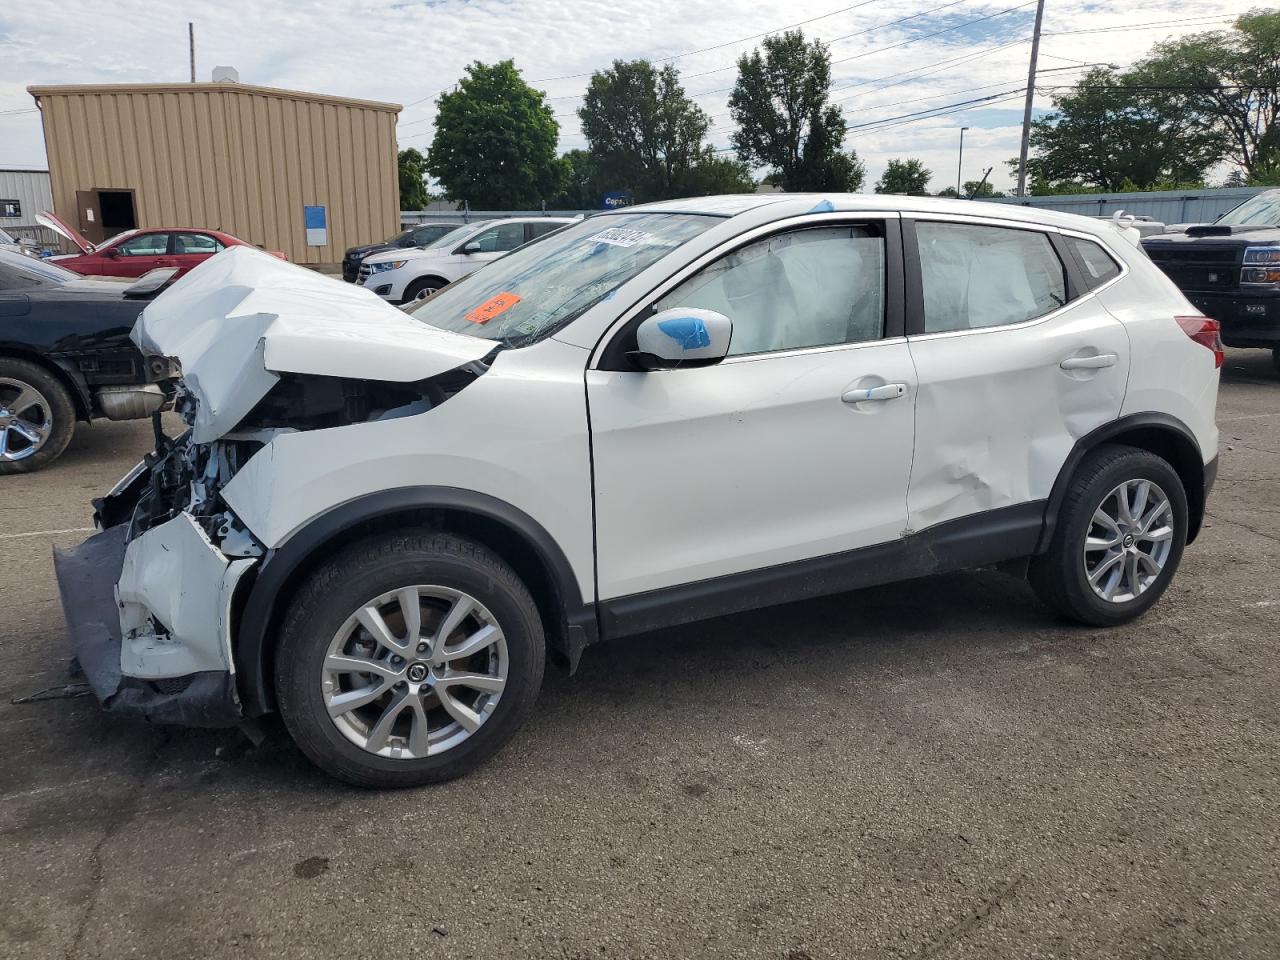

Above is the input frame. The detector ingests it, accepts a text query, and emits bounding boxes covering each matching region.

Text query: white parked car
[358,216,574,303]
[57,194,1221,787]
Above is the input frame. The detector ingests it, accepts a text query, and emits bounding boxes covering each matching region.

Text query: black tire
[1029,444,1189,627]
[401,277,445,303]
[0,357,76,475]
[275,529,545,787]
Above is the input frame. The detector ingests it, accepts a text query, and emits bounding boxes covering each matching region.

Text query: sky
[0,0,1260,194]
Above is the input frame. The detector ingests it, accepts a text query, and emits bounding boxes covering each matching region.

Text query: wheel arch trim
[1038,412,1208,553]
[0,347,92,419]
[234,485,592,717]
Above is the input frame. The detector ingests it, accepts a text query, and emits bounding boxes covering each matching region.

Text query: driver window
[653,225,885,356]
[117,233,170,256]
[470,223,526,253]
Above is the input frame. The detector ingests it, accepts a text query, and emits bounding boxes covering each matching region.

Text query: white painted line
[0,526,94,541]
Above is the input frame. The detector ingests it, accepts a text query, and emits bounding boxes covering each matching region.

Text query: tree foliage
[1139,9,1280,175]
[1024,67,1224,192]
[875,158,932,195]
[548,149,602,209]
[579,60,724,201]
[398,148,430,210]
[728,30,864,192]
[426,60,563,208]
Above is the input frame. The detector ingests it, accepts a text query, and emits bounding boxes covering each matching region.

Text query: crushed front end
[53,400,265,727]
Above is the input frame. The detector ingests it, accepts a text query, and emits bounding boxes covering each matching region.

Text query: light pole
[956,127,969,197]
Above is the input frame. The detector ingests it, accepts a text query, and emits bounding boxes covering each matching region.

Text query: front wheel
[402,277,445,303]
[275,529,545,787]
[1029,444,1188,626]
[0,358,76,474]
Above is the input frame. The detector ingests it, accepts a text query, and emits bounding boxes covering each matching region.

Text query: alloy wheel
[1082,478,1175,603]
[321,585,508,759]
[0,377,53,462]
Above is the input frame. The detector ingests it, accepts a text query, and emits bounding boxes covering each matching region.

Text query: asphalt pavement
[1,348,1277,960]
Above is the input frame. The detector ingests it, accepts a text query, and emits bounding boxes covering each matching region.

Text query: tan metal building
[27,82,401,265]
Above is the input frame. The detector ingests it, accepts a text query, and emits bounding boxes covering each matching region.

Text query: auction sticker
[465,291,521,324]
[586,227,652,248]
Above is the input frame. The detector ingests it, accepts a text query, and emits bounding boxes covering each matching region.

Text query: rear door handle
[1060,353,1118,370]
[842,382,907,404]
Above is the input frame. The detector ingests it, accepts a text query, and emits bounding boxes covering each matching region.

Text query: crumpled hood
[132,246,494,443]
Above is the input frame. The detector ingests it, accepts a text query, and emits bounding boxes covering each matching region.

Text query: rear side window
[527,221,564,240]
[915,222,1067,332]
[1066,237,1121,289]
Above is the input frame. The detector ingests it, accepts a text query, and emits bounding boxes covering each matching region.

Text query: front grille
[1154,264,1240,290]
[1144,241,1246,293]
[1145,246,1240,265]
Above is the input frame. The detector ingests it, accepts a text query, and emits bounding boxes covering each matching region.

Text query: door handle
[842,382,907,404]
[1060,353,1117,370]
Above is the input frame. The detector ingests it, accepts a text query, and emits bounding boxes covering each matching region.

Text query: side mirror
[629,308,732,371]
[102,247,119,258]
[462,241,483,254]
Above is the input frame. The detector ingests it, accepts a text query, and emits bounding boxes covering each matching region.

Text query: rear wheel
[275,529,545,787]
[402,277,445,303]
[1029,444,1188,626]
[0,358,76,474]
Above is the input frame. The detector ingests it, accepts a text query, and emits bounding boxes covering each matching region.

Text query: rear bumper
[1184,291,1280,347]
[53,524,243,727]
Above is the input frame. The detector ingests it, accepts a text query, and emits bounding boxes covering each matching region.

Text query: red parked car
[37,212,286,279]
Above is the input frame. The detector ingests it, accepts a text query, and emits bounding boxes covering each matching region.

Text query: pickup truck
[1141,189,1280,372]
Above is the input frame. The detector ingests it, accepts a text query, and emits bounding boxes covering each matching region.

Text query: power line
[830,0,1036,66]
[527,0,882,82]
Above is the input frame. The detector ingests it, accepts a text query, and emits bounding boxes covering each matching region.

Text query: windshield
[1218,191,1280,226]
[404,213,717,346]
[426,223,488,251]
[0,228,14,245]
[0,249,80,284]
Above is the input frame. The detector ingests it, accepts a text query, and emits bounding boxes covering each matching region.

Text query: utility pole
[1015,0,1045,198]
[956,126,969,197]
[188,23,196,83]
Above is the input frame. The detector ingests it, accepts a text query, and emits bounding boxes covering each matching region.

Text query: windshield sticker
[465,291,522,324]
[586,227,652,248]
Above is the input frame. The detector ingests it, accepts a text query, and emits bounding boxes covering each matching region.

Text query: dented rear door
[903,216,1130,533]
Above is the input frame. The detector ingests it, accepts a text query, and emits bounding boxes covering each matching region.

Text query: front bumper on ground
[52,511,255,728]
[1186,291,1280,348]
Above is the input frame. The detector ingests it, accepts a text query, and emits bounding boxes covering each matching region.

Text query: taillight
[1175,315,1224,368]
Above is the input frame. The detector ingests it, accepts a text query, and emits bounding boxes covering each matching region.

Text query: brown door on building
[75,188,137,245]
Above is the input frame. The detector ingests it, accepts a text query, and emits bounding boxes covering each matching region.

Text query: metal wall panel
[0,168,53,228]
[991,187,1269,224]
[28,83,400,264]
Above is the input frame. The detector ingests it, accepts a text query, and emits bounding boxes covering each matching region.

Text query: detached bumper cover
[52,523,245,728]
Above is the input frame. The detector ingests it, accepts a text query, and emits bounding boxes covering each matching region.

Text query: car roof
[614,192,1118,236]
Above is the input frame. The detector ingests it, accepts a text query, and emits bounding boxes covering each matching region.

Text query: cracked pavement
[1,348,1278,959]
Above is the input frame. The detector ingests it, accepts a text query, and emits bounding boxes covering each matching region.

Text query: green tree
[398,148,430,210]
[683,153,757,195]
[1139,9,1280,176]
[875,158,932,194]
[728,30,863,191]
[427,60,563,208]
[579,60,718,201]
[549,149,601,209]
[1023,67,1224,191]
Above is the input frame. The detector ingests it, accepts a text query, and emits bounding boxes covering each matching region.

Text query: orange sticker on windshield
[465,291,521,324]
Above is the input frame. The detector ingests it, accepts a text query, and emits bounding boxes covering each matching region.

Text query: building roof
[27,82,400,114]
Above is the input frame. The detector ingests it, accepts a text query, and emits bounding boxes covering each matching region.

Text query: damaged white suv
[56,195,1221,787]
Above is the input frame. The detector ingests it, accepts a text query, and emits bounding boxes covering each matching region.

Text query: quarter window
[653,225,886,356]
[915,222,1067,333]
[174,232,222,255]
[1066,237,1121,289]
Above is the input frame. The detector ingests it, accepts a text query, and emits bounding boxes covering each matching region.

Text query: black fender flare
[0,346,93,419]
[1037,412,1210,553]
[233,486,595,717]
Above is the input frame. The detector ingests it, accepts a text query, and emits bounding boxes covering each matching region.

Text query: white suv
[358,216,574,303]
[56,194,1221,787]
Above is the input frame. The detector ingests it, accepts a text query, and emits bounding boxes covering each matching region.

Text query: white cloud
[0,0,1258,191]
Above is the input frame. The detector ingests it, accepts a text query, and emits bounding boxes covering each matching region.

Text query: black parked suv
[1142,189,1280,371]
[341,223,459,282]
[0,250,176,473]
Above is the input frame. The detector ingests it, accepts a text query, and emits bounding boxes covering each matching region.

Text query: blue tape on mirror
[658,317,711,350]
